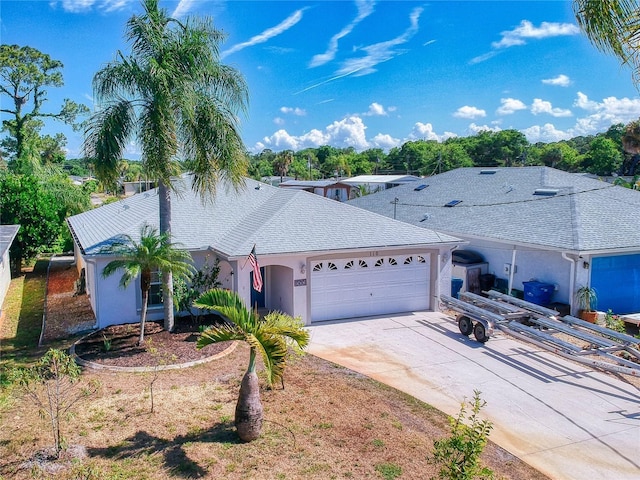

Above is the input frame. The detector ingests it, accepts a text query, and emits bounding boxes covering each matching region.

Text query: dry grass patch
[0,343,548,479]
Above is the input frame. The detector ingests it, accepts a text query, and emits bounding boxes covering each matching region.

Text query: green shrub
[429,390,494,480]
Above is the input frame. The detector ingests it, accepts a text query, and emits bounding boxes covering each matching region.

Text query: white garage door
[311,254,430,322]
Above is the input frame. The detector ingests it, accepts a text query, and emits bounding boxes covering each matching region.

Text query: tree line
[247,124,640,181]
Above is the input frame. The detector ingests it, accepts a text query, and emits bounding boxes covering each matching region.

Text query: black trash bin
[479,273,496,293]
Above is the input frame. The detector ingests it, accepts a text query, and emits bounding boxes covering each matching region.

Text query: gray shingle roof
[0,225,19,259]
[67,176,462,257]
[348,167,640,253]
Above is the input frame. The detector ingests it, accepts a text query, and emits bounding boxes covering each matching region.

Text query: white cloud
[492,20,580,49]
[472,20,579,64]
[371,133,401,150]
[363,102,388,116]
[453,106,486,119]
[497,98,527,115]
[55,0,130,12]
[467,123,501,135]
[280,106,306,116]
[574,91,600,111]
[521,123,570,143]
[309,0,375,68]
[171,0,196,18]
[273,117,285,126]
[221,8,305,59]
[572,92,640,131]
[335,6,423,77]
[531,98,573,117]
[255,116,369,152]
[542,74,571,87]
[409,122,440,140]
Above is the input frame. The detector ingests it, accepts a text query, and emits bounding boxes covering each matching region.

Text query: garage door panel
[311,254,429,322]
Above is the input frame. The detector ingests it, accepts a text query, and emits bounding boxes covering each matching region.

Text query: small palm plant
[102,223,194,344]
[195,289,309,442]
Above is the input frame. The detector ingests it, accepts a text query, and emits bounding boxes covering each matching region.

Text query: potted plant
[575,285,598,323]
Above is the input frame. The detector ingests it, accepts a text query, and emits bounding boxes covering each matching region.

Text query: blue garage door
[591,254,640,314]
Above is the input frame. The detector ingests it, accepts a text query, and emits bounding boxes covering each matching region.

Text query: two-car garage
[310,253,431,322]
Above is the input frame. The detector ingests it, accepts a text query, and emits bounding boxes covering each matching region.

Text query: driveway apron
[307,311,640,480]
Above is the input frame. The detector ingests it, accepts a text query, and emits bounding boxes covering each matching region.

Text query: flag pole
[242,244,257,269]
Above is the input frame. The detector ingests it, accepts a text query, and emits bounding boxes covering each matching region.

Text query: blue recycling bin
[451,278,464,299]
[523,281,554,306]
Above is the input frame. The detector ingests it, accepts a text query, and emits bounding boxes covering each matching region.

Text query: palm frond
[83,100,136,188]
[262,311,310,352]
[245,331,289,387]
[196,323,245,349]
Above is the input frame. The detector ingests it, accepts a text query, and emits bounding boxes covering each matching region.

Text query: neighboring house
[122,180,156,196]
[349,167,640,316]
[67,176,463,328]
[0,225,19,313]
[278,179,353,202]
[343,174,421,197]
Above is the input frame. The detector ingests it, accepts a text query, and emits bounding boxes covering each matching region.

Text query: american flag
[248,246,263,292]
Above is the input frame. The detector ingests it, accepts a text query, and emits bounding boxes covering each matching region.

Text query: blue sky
[3,0,640,159]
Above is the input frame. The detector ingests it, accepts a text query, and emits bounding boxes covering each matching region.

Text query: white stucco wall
[0,249,11,310]
[454,239,573,307]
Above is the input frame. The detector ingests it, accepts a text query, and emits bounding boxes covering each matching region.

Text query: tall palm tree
[102,224,194,345]
[573,1,640,85]
[84,0,248,332]
[195,289,309,442]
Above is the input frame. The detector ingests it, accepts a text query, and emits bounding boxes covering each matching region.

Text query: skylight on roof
[480,169,497,175]
[444,200,462,207]
[533,188,559,196]
[414,184,428,191]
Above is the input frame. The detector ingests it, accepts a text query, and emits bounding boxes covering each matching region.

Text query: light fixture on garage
[300,263,306,274]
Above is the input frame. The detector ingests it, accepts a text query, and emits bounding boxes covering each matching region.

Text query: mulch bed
[44,257,231,368]
[73,316,231,368]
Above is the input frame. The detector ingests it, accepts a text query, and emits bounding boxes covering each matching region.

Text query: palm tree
[102,224,194,345]
[84,0,248,332]
[195,289,309,442]
[573,1,640,85]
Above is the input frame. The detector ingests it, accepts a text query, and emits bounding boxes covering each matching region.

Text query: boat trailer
[440,290,640,376]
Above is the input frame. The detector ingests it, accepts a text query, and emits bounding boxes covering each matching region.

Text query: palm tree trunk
[235,348,263,442]
[139,288,149,345]
[158,180,175,332]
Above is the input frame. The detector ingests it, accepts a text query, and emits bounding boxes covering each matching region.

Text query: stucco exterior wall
[454,239,573,306]
[0,248,11,310]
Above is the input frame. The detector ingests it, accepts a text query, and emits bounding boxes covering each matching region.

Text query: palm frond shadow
[86,422,239,478]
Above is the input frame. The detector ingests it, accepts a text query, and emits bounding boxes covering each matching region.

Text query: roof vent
[414,184,428,191]
[480,169,498,175]
[420,213,432,222]
[444,200,462,207]
[533,188,559,196]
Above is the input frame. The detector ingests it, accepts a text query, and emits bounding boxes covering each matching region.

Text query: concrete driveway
[307,311,640,480]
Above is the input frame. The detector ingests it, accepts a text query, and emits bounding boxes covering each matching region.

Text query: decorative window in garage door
[359,260,368,268]
[345,260,354,269]
[388,258,397,266]
[312,262,323,272]
[375,258,384,267]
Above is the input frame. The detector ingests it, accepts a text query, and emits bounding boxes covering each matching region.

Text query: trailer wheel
[458,316,473,336]
[473,322,489,343]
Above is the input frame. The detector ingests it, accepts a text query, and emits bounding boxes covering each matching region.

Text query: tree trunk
[235,350,263,442]
[139,288,149,345]
[158,180,175,332]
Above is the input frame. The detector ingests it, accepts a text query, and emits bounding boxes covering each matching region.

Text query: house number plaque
[294,279,307,287]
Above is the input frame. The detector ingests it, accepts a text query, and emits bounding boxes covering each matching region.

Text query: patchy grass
[0,259,49,376]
